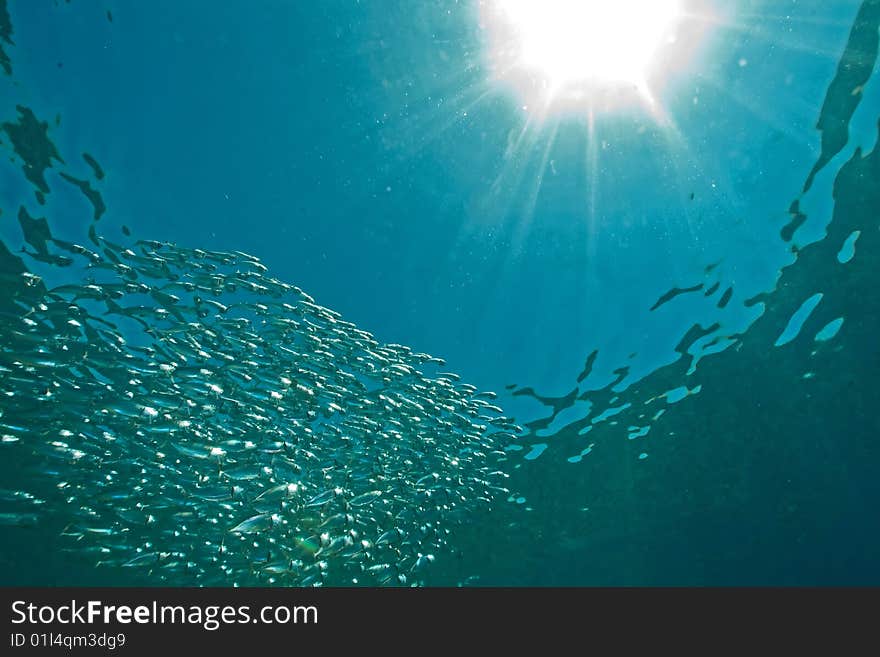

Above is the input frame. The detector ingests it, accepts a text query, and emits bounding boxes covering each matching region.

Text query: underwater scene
[0,0,878,586]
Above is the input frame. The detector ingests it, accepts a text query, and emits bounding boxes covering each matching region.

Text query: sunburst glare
[480,0,712,116]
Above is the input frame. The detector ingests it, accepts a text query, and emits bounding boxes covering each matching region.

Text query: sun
[497,0,682,86]
[481,0,686,111]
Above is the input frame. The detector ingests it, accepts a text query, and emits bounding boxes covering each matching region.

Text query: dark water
[0,1,878,585]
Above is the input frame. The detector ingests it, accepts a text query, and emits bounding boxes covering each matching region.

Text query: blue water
[1,0,878,585]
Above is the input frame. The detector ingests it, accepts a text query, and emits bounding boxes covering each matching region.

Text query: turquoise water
[0,0,878,585]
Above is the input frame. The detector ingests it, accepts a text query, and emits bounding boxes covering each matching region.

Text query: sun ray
[732,12,859,29]
[584,107,599,260]
[716,18,847,60]
[509,117,560,253]
[477,118,544,239]
[694,72,821,154]
[376,75,498,164]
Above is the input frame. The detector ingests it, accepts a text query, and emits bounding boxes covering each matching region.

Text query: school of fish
[0,220,521,586]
